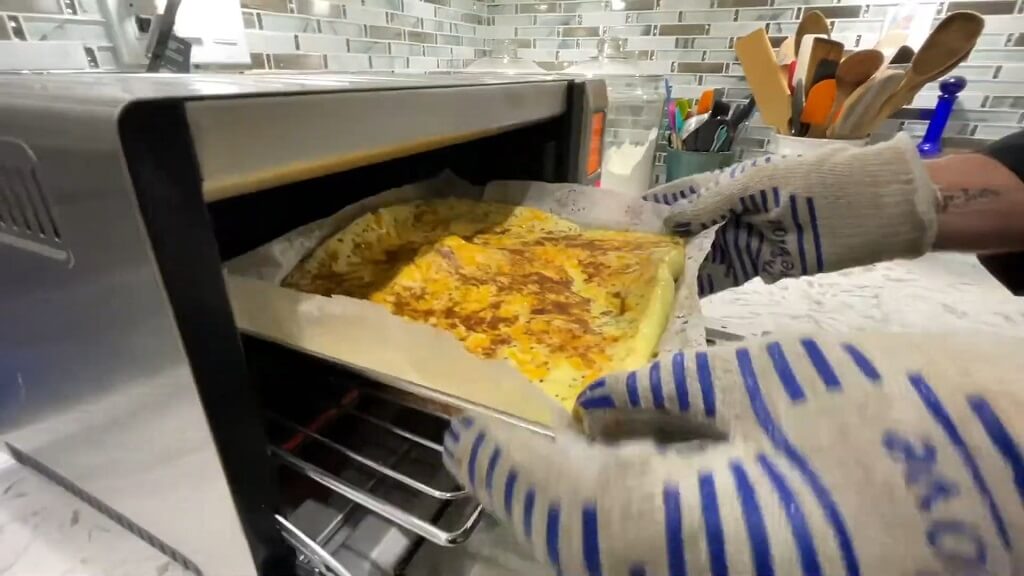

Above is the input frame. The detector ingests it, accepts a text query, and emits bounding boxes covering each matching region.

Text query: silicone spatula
[696,89,715,114]
[802,79,836,138]
[676,98,690,120]
[735,28,792,134]
[710,99,730,119]
[728,96,756,130]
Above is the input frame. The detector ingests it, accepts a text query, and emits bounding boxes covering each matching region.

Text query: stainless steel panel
[186,80,568,201]
[0,80,256,575]
[0,72,576,202]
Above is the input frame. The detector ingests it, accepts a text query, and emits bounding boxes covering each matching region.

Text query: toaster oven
[0,72,607,576]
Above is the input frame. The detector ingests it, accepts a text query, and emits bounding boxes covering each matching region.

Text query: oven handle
[271,446,483,547]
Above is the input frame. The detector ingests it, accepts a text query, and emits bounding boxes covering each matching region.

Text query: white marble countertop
[703,253,1024,339]
[2,253,1022,576]
[0,449,190,576]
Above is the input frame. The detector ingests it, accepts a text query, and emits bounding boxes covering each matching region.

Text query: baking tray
[226,174,715,432]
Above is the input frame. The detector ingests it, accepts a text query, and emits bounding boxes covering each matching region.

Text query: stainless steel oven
[0,72,606,576]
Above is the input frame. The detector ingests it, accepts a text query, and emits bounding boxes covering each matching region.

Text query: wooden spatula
[794,33,827,98]
[865,11,984,134]
[830,69,906,139]
[826,48,884,130]
[802,37,844,95]
[890,45,915,65]
[735,28,792,134]
[795,10,830,55]
[802,79,837,138]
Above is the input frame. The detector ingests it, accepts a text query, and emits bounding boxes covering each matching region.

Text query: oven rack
[268,402,483,575]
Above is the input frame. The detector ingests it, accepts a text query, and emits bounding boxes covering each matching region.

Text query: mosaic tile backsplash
[3,0,1024,163]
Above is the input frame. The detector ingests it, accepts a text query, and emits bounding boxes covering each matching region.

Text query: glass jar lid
[465,40,547,74]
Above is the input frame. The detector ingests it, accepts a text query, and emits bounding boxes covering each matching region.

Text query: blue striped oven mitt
[443,333,1024,575]
[643,133,939,296]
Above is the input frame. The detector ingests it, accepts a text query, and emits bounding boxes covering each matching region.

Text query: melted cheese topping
[283,198,685,409]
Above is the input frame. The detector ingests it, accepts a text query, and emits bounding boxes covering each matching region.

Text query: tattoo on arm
[938,188,1002,213]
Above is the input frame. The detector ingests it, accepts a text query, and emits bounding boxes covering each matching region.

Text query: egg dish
[282,198,685,409]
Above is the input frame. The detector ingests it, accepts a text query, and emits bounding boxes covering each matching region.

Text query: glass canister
[565,37,666,194]
[465,40,547,74]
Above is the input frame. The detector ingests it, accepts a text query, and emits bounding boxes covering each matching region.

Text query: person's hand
[443,333,1024,575]
[643,134,940,296]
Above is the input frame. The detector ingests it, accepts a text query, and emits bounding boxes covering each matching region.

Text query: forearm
[929,152,1024,251]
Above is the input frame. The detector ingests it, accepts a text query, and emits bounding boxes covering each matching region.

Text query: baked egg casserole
[282,198,685,409]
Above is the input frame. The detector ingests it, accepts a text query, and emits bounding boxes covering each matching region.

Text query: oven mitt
[443,333,1024,576]
[643,134,940,296]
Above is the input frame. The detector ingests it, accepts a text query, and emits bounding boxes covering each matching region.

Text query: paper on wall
[225,173,712,430]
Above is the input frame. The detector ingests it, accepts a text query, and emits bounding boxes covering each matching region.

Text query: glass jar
[465,40,547,74]
[565,37,666,194]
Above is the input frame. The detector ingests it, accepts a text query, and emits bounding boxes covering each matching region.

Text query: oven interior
[205,118,567,576]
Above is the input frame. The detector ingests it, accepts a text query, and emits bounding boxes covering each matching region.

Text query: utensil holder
[769,133,868,155]
[665,149,737,181]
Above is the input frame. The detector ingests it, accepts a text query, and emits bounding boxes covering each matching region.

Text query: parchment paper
[225,173,712,430]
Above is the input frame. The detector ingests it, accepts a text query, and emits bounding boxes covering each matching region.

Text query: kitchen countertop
[2,252,1022,576]
[703,252,1024,338]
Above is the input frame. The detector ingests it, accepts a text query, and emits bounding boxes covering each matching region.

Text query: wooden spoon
[866,11,984,132]
[826,49,884,130]
[795,10,830,55]
[931,44,975,80]
[776,36,796,84]
[829,69,905,139]
[776,36,796,66]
